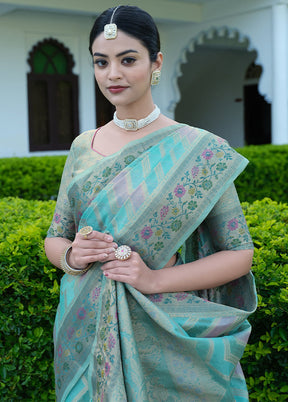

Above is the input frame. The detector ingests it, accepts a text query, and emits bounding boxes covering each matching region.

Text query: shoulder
[64,129,96,165]
[182,124,233,146]
[180,124,247,160]
[178,124,225,142]
[71,129,96,149]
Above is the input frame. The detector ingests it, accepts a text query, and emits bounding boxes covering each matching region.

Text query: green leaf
[0,366,7,380]
[280,385,288,393]
[279,328,288,342]
[34,327,44,338]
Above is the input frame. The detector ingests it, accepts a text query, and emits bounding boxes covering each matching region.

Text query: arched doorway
[27,38,79,151]
[175,29,269,147]
[95,82,115,128]
[244,62,271,145]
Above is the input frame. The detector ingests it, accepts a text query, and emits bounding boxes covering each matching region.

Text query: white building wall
[0,10,96,157]
[158,6,274,146]
[175,48,256,148]
[165,5,273,105]
[0,12,27,157]
[0,2,286,157]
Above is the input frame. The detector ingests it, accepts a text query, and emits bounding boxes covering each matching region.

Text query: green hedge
[0,144,288,203]
[0,197,59,400]
[0,156,67,201]
[235,144,288,203]
[241,198,288,401]
[0,197,287,400]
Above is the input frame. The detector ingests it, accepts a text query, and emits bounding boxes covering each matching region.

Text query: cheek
[94,67,100,79]
[134,68,152,86]
[94,71,105,87]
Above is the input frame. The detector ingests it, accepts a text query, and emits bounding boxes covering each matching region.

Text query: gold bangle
[60,246,92,276]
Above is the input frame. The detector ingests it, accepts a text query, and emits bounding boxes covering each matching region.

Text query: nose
[108,62,122,81]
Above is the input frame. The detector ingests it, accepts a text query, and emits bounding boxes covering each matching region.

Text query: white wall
[0,11,178,157]
[158,5,274,146]
[163,5,272,107]
[0,3,283,157]
[0,10,96,157]
[175,47,256,147]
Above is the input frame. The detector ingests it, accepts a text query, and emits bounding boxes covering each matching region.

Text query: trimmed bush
[241,198,288,401]
[0,197,59,400]
[0,197,287,400]
[235,144,288,203]
[0,156,66,200]
[0,144,288,203]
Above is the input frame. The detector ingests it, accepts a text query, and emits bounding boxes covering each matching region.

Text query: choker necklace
[113,105,160,131]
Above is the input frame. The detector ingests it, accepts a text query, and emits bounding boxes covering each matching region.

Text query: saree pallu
[54,124,257,401]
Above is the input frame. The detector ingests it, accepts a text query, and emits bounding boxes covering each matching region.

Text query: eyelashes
[93,59,107,67]
[122,57,136,65]
[93,57,137,68]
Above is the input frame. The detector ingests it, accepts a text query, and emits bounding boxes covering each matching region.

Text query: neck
[113,105,161,131]
[115,94,155,120]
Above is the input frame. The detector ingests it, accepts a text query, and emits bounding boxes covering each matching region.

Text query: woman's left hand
[101,252,156,294]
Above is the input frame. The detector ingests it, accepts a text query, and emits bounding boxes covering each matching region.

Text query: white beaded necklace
[113,105,161,131]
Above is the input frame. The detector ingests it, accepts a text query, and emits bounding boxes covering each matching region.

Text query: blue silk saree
[49,124,257,401]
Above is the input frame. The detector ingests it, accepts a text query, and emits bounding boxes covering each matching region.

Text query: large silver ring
[115,245,132,261]
[79,226,93,239]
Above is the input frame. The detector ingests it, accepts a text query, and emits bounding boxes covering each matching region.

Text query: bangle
[60,246,92,276]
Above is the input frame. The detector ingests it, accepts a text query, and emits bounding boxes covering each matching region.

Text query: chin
[109,98,134,108]
[105,93,127,105]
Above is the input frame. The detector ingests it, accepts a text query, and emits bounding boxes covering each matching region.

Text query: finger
[103,268,130,279]
[101,259,130,270]
[102,249,120,262]
[89,251,117,263]
[102,250,140,266]
[90,248,119,263]
[91,240,118,249]
[79,248,116,258]
[83,242,118,252]
[74,237,118,251]
[80,254,109,266]
[89,231,114,242]
[77,229,114,242]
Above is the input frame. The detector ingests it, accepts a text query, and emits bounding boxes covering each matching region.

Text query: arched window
[27,38,79,151]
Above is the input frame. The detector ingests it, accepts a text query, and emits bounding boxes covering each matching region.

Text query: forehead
[91,30,148,55]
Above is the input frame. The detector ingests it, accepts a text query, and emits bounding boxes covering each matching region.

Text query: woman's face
[91,30,161,109]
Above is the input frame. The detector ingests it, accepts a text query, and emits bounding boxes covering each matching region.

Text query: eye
[122,57,136,65]
[94,59,107,68]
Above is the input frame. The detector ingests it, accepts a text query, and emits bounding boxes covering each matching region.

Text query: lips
[107,86,128,94]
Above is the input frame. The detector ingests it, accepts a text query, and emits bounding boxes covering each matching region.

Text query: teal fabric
[52,125,257,401]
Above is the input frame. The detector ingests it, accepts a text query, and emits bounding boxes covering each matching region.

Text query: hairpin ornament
[104,6,120,39]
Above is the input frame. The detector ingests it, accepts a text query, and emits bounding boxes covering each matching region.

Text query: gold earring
[151,70,161,86]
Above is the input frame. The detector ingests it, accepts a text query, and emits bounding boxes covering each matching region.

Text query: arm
[45,237,72,269]
[44,136,118,271]
[101,183,254,293]
[100,248,253,294]
[151,249,253,293]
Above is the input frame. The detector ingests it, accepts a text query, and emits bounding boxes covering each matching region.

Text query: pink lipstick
[108,86,127,94]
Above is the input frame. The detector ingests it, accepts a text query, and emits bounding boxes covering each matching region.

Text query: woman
[45,5,257,401]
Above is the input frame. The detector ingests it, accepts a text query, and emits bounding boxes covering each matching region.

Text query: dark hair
[89,5,161,61]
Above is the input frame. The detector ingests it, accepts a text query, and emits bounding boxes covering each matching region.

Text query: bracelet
[60,246,93,276]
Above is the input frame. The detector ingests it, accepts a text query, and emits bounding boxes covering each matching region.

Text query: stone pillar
[272,3,288,144]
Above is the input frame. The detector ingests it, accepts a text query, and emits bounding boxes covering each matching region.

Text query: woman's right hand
[68,230,118,269]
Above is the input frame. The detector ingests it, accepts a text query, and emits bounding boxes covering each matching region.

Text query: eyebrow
[93,49,139,58]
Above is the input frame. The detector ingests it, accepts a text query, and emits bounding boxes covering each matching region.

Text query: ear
[152,52,163,71]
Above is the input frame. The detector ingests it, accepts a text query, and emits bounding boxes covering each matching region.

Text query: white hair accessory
[104,6,121,39]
